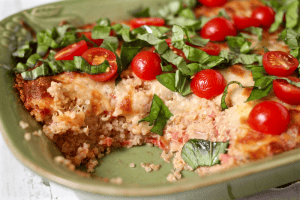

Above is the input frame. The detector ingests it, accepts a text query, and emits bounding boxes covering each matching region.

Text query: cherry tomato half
[200,17,237,41]
[77,31,104,46]
[165,39,185,58]
[190,69,226,99]
[198,0,227,7]
[129,17,165,29]
[199,42,221,56]
[273,77,300,105]
[263,51,299,77]
[251,6,275,29]
[247,101,290,135]
[131,51,162,80]
[233,15,260,30]
[54,40,88,60]
[82,47,118,82]
[76,24,105,47]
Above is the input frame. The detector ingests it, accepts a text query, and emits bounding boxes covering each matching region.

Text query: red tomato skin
[200,17,237,41]
[165,39,186,58]
[273,77,300,105]
[82,47,118,82]
[54,40,88,60]
[129,17,165,29]
[251,6,275,29]
[263,51,299,77]
[77,31,104,46]
[199,42,221,56]
[233,15,260,30]
[247,101,290,135]
[198,0,227,7]
[190,69,226,99]
[131,51,162,80]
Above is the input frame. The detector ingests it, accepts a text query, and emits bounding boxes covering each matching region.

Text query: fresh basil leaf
[161,63,174,72]
[139,94,173,135]
[158,1,182,19]
[137,33,165,46]
[199,16,211,28]
[92,25,111,39]
[12,41,34,58]
[245,65,266,80]
[279,28,299,49]
[186,63,202,74]
[245,27,263,40]
[226,36,251,54]
[100,40,122,85]
[15,63,28,73]
[59,32,77,47]
[232,54,262,65]
[156,73,176,92]
[132,26,170,38]
[179,8,195,20]
[269,10,285,33]
[21,63,51,80]
[73,56,109,74]
[286,1,299,29]
[100,36,119,52]
[246,83,273,102]
[276,76,300,87]
[175,70,192,96]
[181,139,229,169]
[167,17,202,30]
[120,40,148,71]
[218,9,230,20]
[263,47,270,53]
[171,25,189,49]
[26,53,41,68]
[182,44,210,62]
[181,0,197,8]
[161,49,193,75]
[188,36,209,47]
[96,18,111,26]
[131,7,150,18]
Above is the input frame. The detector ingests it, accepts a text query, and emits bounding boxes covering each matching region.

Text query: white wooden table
[1,0,300,199]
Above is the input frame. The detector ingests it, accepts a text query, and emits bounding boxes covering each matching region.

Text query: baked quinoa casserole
[13,0,300,181]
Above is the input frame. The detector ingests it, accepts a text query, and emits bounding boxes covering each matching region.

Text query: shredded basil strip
[221,81,251,110]
[156,70,192,96]
[139,94,173,135]
[21,56,110,80]
[265,0,299,32]
[181,139,229,169]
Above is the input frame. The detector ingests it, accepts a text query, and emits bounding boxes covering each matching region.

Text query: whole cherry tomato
[233,15,260,30]
[263,51,299,77]
[251,6,275,29]
[190,69,226,99]
[129,17,165,29]
[55,40,88,60]
[273,77,300,105]
[198,0,227,7]
[199,42,221,56]
[247,101,290,135]
[200,17,237,41]
[82,47,118,82]
[131,51,162,80]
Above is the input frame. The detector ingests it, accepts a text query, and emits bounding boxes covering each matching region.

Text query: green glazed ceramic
[1,0,300,199]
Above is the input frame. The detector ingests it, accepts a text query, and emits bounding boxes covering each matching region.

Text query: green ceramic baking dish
[1,0,300,199]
